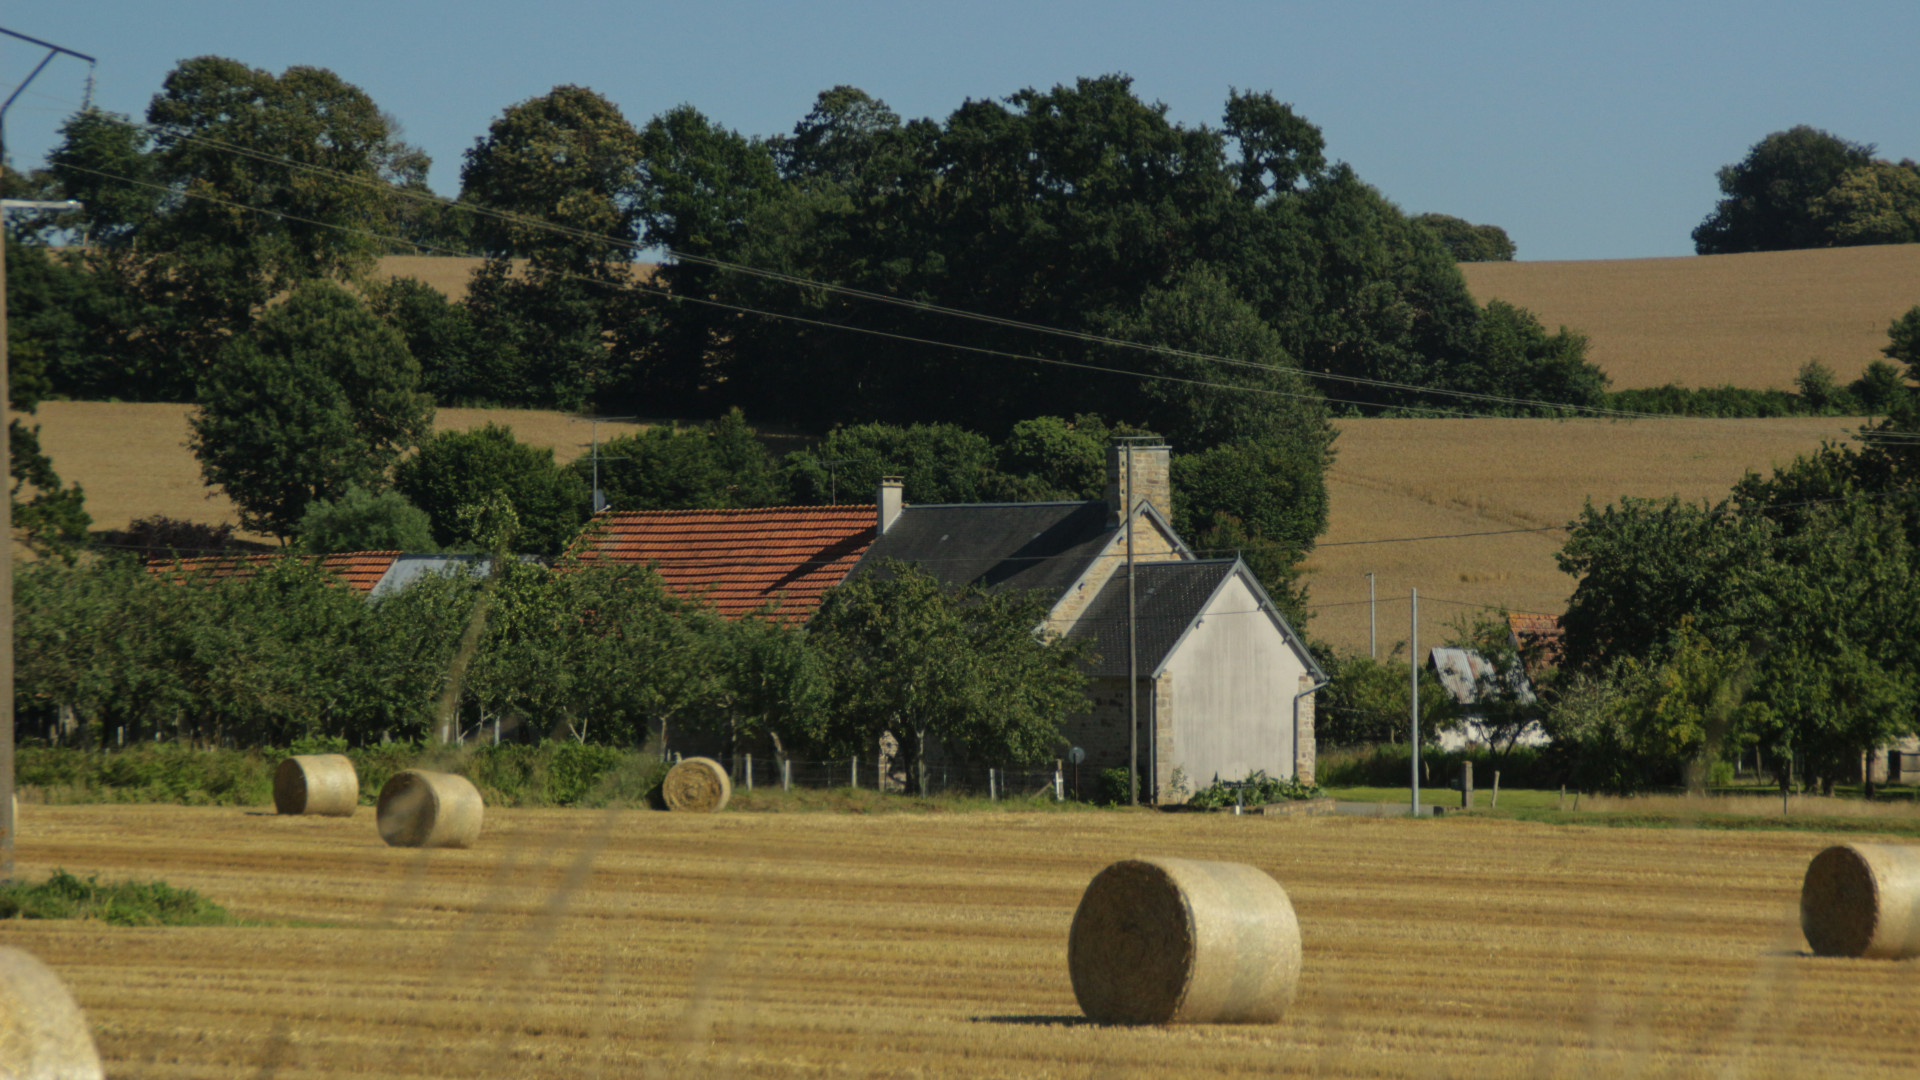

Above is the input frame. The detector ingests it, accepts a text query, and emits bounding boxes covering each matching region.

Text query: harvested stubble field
[17,402,655,546]
[1299,415,1856,654]
[10,804,1920,1078]
[1461,244,1920,391]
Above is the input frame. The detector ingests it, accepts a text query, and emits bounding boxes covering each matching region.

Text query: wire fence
[665,752,1080,801]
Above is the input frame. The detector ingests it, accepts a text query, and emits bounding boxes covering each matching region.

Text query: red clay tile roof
[1507,612,1565,670]
[147,551,402,593]
[570,506,876,620]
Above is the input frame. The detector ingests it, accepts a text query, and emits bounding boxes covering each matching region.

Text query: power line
[38,109,1893,426]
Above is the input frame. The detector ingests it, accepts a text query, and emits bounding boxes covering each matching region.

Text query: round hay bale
[1068,857,1301,1025]
[662,757,732,813]
[0,947,105,1080]
[1801,842,1920,958]
[273,754,359,816]
[376,770,484,849]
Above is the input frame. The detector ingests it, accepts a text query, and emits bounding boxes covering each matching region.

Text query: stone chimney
[1103,441,1171,526]
[877,476,905,534]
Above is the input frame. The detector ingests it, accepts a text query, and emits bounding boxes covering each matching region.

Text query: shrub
[1186,771,1322,808]
[0,870,233,926]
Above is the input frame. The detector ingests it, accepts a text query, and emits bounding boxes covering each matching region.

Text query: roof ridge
[595,504,875,518]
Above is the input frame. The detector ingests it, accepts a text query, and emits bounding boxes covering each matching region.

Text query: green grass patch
[0,870,235,926]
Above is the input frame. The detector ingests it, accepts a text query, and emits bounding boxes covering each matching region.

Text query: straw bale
[273,754,359,816]
[1801,842,1920,958]
[376,770,484,848]
[662,757,732,813]
[1068,857,1301,1024]
[0,947,105,1080]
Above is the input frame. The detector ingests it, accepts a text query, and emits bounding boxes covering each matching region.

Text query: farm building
[576,442,1324,799]
[1426,646,1549,752]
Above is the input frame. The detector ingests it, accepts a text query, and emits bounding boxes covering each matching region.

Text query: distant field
[1297,415,1857,654]
[21,402,655,544]
[373,256,655,302]
[26,404,1853,654]
[17,803,1918,1078]
[1462,244,1920,390]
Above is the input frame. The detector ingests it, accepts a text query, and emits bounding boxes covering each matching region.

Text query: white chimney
[877,477,904,534]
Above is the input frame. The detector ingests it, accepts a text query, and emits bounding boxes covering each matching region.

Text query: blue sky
[5,1,1915,261]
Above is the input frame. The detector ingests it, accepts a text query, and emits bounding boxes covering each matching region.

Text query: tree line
[14,553,1086,794]
[1696,126,1920,253]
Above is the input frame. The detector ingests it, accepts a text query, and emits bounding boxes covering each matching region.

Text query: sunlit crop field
[9,804,1919,1078]
[1461,243,1920,391]
[1299,415,1856,654]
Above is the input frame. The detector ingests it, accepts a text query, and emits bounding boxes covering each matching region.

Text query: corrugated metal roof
[1428,646,1536,706]
[569,505,876,620]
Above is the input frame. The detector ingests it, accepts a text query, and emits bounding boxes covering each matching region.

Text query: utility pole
[1126,442,1138,807]
[1367,572,1377,659]
[568,414,636,514]
[0,29,96,176]
[0,198,84,881]
[1410,587,1420,818]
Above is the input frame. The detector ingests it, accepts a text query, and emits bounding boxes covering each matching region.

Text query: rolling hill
[1461,243,1920,391]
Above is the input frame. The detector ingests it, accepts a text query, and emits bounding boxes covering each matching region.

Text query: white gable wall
[1162,572,1310,788]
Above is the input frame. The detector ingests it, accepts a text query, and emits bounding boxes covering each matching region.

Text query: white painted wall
[1163,573,1310,786]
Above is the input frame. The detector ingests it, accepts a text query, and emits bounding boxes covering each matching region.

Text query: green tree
[782,421,1002,505]
[1413,214,1516,261]
[586,409,785,511]
[460,85,646,273]
[810,563,1088,794]
[394,424,588,556]
[46,60,424,399]
[1693,127,1877,254]
[297,485,436,554]
[363,275,504,405]
[692,616,834,766]
[190,281,433,540]
[1809,160,1920,246]
[3,237,91,557]
[1171,435,1332,622]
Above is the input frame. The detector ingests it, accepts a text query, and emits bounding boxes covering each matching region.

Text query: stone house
[572,441,1324,801]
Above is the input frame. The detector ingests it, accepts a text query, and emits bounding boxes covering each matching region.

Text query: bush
[1095,766,1136,806]
[0,870,233,926]
[1186,771,1322,808]
[1317,743,1559,789]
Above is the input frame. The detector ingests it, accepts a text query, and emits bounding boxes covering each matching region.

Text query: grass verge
[1325,786,1920,837]
[0,870,235,926]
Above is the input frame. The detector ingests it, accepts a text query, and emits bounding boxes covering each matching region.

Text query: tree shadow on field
[972,1014,1098,1027]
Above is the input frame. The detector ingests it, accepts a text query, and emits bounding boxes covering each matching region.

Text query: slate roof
[1429,646,1536,706]
[855,501,1119,599]
[148,550,401,593]
[570,505,876,619]
[1066,560,1240,677]
[367,553,496,598]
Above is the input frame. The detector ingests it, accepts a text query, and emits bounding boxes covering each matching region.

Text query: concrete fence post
[1461,761,1473,809]
[989,768,998,802]
[745,753,753,792]
[781,758,791,792]
[851,755,858,789]
[1054,760,1064,801]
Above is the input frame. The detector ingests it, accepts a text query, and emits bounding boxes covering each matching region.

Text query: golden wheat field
[373,256,655,303]
[8,804,1919,1079]
[1461,244,1920,391]
[18,404,1856,652]
[16,402,654,545]
[1298,416,1855,654]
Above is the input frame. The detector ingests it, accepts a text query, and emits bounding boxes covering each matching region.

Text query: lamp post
[0,197,84,881]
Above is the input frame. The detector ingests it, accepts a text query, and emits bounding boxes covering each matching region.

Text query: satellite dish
[1068,747,1086,765]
